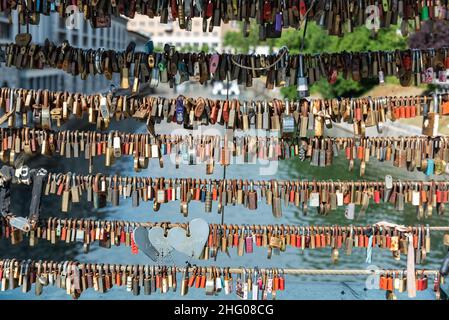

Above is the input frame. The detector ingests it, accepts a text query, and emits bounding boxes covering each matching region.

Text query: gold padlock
[269,236,282,249]
[443,234,449,246]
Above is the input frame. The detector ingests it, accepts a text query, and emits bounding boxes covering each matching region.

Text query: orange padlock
[212,185,218,201]
[442,101,449,115]
[405,105,411,118]
[379,275,387,290]
[410,104,416,117]
[399,104,406,119]
[357,145,364,160]
[387,274,394,291]
[273,274,279,291]
[188,270,196,287]
[315,233,321,248]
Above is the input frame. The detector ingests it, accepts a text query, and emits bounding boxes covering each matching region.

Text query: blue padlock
[425,159,434,176]
[175,98,184,124]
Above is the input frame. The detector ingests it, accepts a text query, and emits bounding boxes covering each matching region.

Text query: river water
[0,86,446,300]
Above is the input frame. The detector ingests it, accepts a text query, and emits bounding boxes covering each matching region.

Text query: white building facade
[1,12,146,93]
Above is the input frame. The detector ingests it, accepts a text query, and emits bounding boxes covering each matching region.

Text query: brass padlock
[443,234,449,246]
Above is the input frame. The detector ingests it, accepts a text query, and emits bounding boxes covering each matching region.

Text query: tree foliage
[224,21,408,99]
[409,20,449,49]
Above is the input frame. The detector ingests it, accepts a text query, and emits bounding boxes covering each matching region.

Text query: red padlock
[403,54,412,70]
[205,0,214,17]
[130,234,138,254]
[289,188,295,203]
[263,0,272,21]
[345,146,352,160]
[170,0,178,18]
[233,232,239,247]
[279,274,285,291]
[436,189,443,203]
[299,0,307,16]
[443,189,449,203]
[337,233,342,248]
[374,189,381,203]
[419,273,428,291]
[385,234,391,248]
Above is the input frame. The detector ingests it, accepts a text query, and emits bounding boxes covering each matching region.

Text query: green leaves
[224,21,408,99]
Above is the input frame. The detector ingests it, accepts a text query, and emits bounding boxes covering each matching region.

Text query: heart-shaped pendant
[167,218,209,259]
[148,226,173,258]
[132,227,159,261]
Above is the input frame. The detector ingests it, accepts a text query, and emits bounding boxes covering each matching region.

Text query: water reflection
[0,120,445,300]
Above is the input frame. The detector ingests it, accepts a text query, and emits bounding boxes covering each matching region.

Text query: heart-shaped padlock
[167,218,209,259]
[148,226,173,258]
[132,227,159,261]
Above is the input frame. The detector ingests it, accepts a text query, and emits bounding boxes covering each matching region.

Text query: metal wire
[1,259,440,276]
[10,216,449,231]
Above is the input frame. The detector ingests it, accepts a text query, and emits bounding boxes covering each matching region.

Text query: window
[83,36,88,47]
[58,31,66,44]
[0,22,10,38]
[52,76,58,91]
[112,26,116,46]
